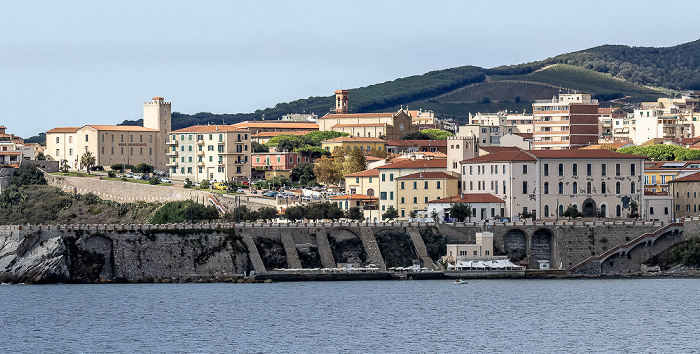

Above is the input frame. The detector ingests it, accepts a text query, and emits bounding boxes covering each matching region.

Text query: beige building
[532,93,599,150]
[46,97,171,171]
[375,158,449,218]
[444,232,495,263]
[231,121,318,135]
[460,149,645,220]
[395,172,459,219]
[669,171,700,219]
[167,125,251,183]
[344,169,380,197]
[427,193,506,222]
[321,136,386,153]
[446,136,478,176]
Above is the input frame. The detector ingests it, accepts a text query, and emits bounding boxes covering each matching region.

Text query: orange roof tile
[321,113,394,119]
[428,193,505,204]
[396,172,457,180]
[345,169,379,177]
[527,149,646,160]
[46,127,81,133]
[252,131,307,137]
[232,121,318,129]
[463,151,535,163]
[82,125,159,132]
[376,159,446,169]
[171,125,251,133]
[330,194,379,201]
[331,123,387,128]
[669,171,700,183]
[322,136,386,143]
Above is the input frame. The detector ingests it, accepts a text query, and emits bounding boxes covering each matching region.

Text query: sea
[1,278,698,353]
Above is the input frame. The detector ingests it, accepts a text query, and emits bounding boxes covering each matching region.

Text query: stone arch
[83,235,114,280]
[599,202,608,218]
[504,228,527,262]
[582,198,596,217]
[327,227,366,264]
[530,228,553,268]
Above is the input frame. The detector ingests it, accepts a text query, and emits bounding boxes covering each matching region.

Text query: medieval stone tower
[143,97,171,171]
[335,90,349,114]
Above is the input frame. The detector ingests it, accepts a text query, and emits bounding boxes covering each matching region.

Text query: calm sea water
[1,279,699,353]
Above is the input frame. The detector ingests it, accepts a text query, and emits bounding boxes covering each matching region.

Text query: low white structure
[427,193,505,222]
[444,232,494,263]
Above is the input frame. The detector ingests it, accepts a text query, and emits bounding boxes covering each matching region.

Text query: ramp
[314,229,337,268]
[280,230,302,269]
[359,228,387,271]
[408,227,440,270]
[241,233,267,274]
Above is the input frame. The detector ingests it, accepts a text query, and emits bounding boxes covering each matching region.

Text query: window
[630,163,636,176]
[85,134,89,142]
[587,181,592,194]
[544,182,549,194]
[401,197,404,204]
[616,182,621,194]
[470,181,473,190]
[382,174,386,182]
[469,166,473,175]
[558,182,563,194]
[522,165,528,174]
[390,173,394,181]
[617,205,621,217]
[650,207,654,215]
[665,207,669,215]
[522,181,527,194]
[424,181,428,189]
[413,197,417,204]
[602,181,607,193]
[401,210,405,217]
[401,181,405,189]
[631,182,636,193]
[437,181,441,189]
[413,181,417,190]
[544,163,549,176]
[572,182,578,194]
[587,163,592,176]
[601,164,607,176]
[380,192,387,200]
[56,137,60,143]
[558,163,564,176]
[389,191,393,200]
[572,163,578,176]
[544,205,550,217]
[616,163,621,176]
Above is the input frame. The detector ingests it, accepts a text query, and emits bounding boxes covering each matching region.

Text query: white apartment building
[167,125,252,183]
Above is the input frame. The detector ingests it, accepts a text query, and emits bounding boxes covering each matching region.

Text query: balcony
[197,150,205,156]
[166,140,177,145]
[234,160,247,165]
[197,140,204,145]
[218,160,225,166]
[196,162,205,167]
[217,140,225,145]
[166,151,177,156]
[166,162,177,167]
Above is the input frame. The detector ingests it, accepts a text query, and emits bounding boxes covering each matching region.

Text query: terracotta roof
[376,158,446,169]
[479,146,524,153]
[330,194,379,201]
[0,151,21,155]
[232,121,318,129]
[645,161,700,170]
[171,125,251,133]
[331,123,387,128]
[82,125,159,132]
[385,139,447,147]
[365,156,383,161]
[463,150,535,163]
[513,132,533,139]
[321,113,394,119]
[252,131,307,137]
[669,171,700,183]
[428,193,505,204]
[396,172,458,180]
[527,149,646,160]
[345,168,379,177]
[46,127,80,133]
[321,136,386,143]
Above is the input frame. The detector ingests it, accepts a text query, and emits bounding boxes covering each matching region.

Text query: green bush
[107,171,116,178]
[200,179,210,189]
[149,177,160,185]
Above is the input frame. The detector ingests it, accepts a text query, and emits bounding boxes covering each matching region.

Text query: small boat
[454,278,467,284]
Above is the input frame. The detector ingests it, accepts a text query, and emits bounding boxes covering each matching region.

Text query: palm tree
[80,151,96,175]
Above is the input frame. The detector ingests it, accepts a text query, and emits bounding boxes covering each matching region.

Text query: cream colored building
[321,136,386,153]
[532,93,599,150]
[395,172,459,219]
[344,168,380,197]
[444,232,495,263]
[376,158,449,218]
[427,193,506,222]
[46,97,171,171]
[167,125,252,183]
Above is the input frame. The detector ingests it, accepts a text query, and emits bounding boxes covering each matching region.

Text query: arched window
[600,204,607,217]
[572,182,578,194]
[587,181,592,194]
[616,181,621,194]
[558,182,563,194]
[616,205,621,217]
[544,205,550,217]
[544,182,549,194]
[559,205,564,216]
[558,163,564,176]
[631,182,636,193]
[601,181,607,194]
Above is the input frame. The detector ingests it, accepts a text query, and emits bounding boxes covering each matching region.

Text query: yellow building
[395,171,459,219]
[643,160,700,193]
[344,168,379,197]
[321,136,386,153]
[265,169,291,180]
[330,194,379,222]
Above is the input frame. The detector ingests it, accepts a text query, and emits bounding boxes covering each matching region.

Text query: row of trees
[617,145,700,162]
[223,205,279,223]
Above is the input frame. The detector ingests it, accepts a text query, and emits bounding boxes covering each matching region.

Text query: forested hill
[488,39,700,90]
[115,39,700,131]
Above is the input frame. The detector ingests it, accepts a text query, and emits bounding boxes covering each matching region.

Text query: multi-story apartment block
[643,160,700,193]
[375,158,448,218]
[460,149,645,220]
[669,171,700,218]
[46,97,171,171]
[252,148,310,171]
[532,93,599,150]
[167,125,251,182]
[395,172,459,219]
[598,107,627,141]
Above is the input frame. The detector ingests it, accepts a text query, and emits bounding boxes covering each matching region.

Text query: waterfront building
[395,172,459,219]
[446,135,479,176]
[643,191,674,222]
[252,148,310,171]
[375,158,449,218]
[532,93,599,150]
[427,193,506,222]
[45,97,171,171]
[167,125,251,183]
[668,171,700,218]
[459,149,645,220]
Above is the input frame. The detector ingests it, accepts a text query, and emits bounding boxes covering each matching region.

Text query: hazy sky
[2,1,699,138]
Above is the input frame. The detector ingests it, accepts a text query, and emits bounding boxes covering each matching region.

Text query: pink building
[252,150,310,171]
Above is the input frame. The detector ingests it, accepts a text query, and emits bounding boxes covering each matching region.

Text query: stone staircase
[407,227,440,270]
[359,228,387,271]
[314,229,337,268]
[241,233,267,274]
[280,230,302,269]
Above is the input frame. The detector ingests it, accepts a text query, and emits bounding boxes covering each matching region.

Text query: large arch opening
[504,229,527,263]
[531,228,553,268]
[583,198,596,217]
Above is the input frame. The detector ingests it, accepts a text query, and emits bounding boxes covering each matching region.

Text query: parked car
[132,174,142,179]
[124,172,134,178]
[212,182,227,190]
[158,177,171,183]
[236,188,245,193]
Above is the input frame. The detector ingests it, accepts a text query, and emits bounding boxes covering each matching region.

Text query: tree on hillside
[284,205,305,222]
[401,129,454,140]
[252,141,269,153]
[258,206,279,222]
[296,146,330,159]
[616,145,700,161]
[302,131,350,146]
[367,147,388,159]
[449,203,472,222]
[343,148,367,176]
[290,162,316,185]
[382,206,399,221]
[80,152,96,174]
[265,135,305,150]
[10,163,47,186]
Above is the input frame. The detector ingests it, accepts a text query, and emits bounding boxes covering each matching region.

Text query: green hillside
[113,40,700,132]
